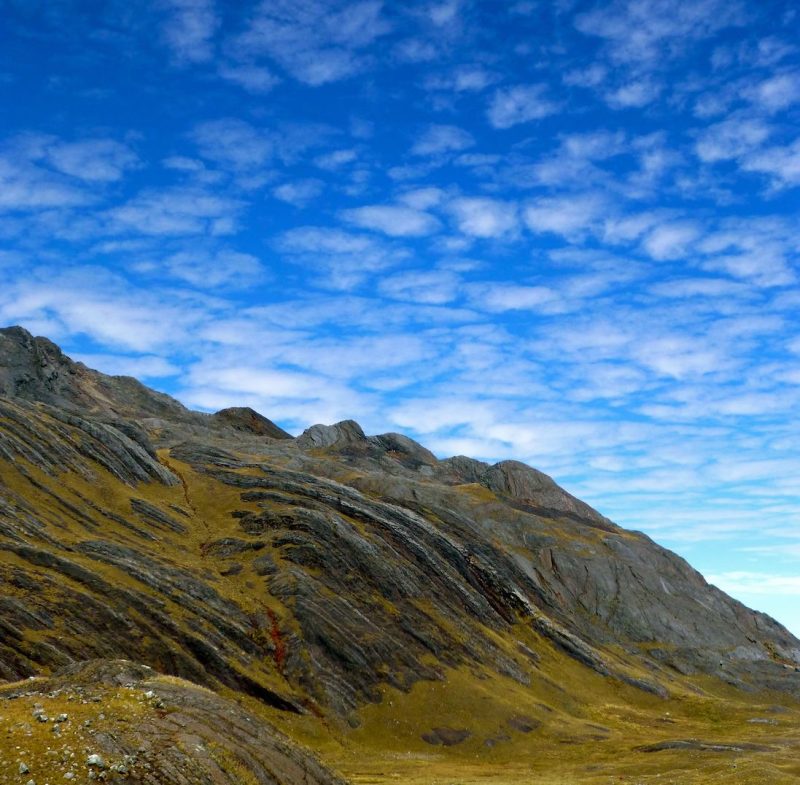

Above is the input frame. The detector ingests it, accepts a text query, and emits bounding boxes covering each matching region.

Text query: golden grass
[2,446,800,784]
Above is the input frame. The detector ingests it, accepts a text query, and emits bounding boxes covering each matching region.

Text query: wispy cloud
[273,178,324,206]
[448,197,518,237]
[160,0,219,65]
[190,118,273,171]
[575,0,745,66]
[487,84,559,128]
[411,124,474,155]
[230,0,390,85]
[217,62,279,93]
[708,571,800,595]
[278,226,406,288]
[524,194,608,239]
[107,187,243,236]
[0,134,137,212]
[341,204,440,237]
[742,138,800,188]
[424,64,498,93]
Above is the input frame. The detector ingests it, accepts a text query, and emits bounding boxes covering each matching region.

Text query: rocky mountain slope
[2,325,800,784]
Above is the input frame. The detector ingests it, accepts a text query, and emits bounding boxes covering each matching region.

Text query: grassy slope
[2,445,800,784]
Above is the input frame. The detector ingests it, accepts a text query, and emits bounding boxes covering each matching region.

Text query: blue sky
[2,0,800,633]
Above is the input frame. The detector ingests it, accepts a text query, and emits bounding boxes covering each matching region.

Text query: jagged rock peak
[0,325,189,421]
[0,325,83,400]
[296,419,368,449]
[483,460,612,527]
[210,406,292,440]
[369,432,438,467]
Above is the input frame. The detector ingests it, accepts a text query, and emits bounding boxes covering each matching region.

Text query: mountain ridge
[2,324,800,784]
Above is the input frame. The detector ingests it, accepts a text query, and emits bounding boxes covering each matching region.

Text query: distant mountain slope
[1,325,799,778]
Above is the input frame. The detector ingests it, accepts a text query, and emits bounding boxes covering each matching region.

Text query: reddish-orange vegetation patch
[265,606,287,673]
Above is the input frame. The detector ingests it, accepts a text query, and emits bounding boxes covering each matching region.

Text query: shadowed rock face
[1,325,799,728]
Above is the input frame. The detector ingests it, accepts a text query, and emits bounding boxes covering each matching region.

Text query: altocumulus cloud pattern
[2,0,800,630]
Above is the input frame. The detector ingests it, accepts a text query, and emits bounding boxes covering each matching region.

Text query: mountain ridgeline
[1,325,799,785]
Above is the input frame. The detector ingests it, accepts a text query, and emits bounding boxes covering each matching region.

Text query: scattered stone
[19,762,29,775]
[86,754,106,769]
[637,739,774,753]
[484,732,511,748]
[421,727,472,746]
[507,714,540,733]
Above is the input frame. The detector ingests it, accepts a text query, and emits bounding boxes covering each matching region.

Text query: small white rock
[86,754,105,769]
[19,762,30,774]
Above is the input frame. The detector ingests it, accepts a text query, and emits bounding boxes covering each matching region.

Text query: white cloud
[396,187,445,210]
[75,353,180,379]
[742,138,800,188]
[425,65,498,93]
[427,0,462,27]
[703,249,795,287]
[379,270,460,304]
[632,335,730,378]
[474,284,561,312]
[708,571,800,596]
[107,187,242,236]
[162,155,207,173]
[449,197,518,238]
[278,226,405,288]
[159,249,264,287]
[454,153,501,168]
[563,64,608,88]
[747,70,800,113]
[313,148,358,170]
[231,0,390,86]
[695,117,771,162]
[641,221,701,260]
[46,139,138,182]
[0,156,89,212]
[602,211,662,244]
[411,124,474,155]
[161,0,219,65]
[0,134,138,212]
[523,194,607,238]
[281,226,376,255]
[190,118,273,170]
[650,277,749,299]
[575,0,745,65]
[217,63,279,93]
[393,37,438,63]
[605,79,661,108]
[487,84,558,129]
[341,204,440,237]
[0,267,205,352]
[272,179,324,206]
